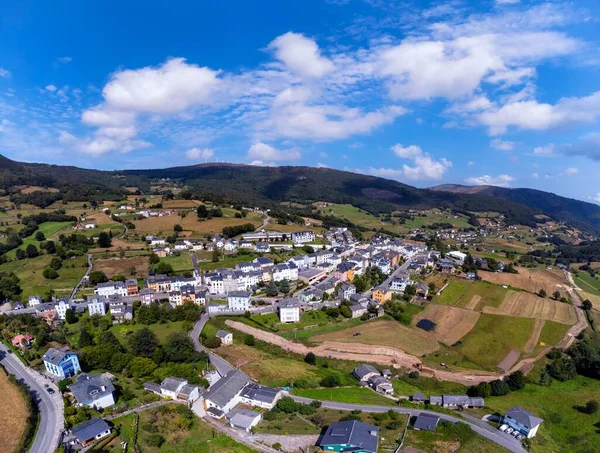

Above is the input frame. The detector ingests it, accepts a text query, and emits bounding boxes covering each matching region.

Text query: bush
[244,334,255,346]
[585,400,599,414]
[320,375,341,388]
[203,336,221,349]
[43,267,58,279]
[304,352,317,366]
[386,421,401,430]
[146,433,165,447]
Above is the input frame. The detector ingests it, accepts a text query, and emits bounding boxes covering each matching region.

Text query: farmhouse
[43,347,81,378]
[203,370,250,415]
[440,395,485,408]
[502,406,543,438]
[69,373,116,410]
[353,364,380,382]
[279,297,301,323]
[216,330,233,345]
[240,383,282,409]
[369,375,393,395]
[71,418,111,447]
[318,420,379,453]
[144,377,202,403]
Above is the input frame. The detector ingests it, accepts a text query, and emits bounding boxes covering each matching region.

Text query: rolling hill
[1,154,599,232]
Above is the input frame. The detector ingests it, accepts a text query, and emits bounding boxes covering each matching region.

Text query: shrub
[203,336,221,349]
[320,375,341,388]
[43,267,58,279]
[585,400,599,414]
[304,352,317,366]
[244,334,255,346]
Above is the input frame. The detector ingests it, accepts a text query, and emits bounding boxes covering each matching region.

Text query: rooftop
[319,420,379,452]
[505,406,544,429]
[203,369,249,408]
[72,418,110,442]
[69,373,115,406]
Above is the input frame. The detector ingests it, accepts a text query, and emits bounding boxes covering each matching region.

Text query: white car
[499,424,508,432]
[505,428,513,434]
[511,431,520,437]
[516,434,524,440]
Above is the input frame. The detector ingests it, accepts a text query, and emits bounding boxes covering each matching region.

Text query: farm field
[0,254,88,298]
[312,319,440,356]
[452,314,535,371]
[579,292,600,310]
[93,256,149,278]
[403,211,472,230]
[264,223,325,234]
[479,267,567,295]
[573,272,600,296]
[537,320,571,349]
[486,376,600,453]
[4,221,72,259]
[413,305,480,346]
[158,253,194,272]
[292,387,395,405]
[132,211,264,236]
[0,370,29,453]
[433,279,472,305]
[483,291,577,325]
[110,321,188,345]
[457,280,508,309]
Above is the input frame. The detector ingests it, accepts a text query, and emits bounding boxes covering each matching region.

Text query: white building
[447,251,467,266]
[28,295,43,308]
[94,281,127,297]
[503,406,543,439]
[87,297,106,316]
[271,263,298,282]
[227,292,252,311]
[69,373,115,409]
[216,330,233,345]
[291,231,316,244]
[55,299,72,320]
[279,298,300,323]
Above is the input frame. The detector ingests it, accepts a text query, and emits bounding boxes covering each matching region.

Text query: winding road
[0,343,63,453]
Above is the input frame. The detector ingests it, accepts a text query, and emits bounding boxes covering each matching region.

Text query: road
[190,313,235,376]
[0,343,63,453]
[70,253,93,299]
[255,213,271,232]
[290,395,526,453]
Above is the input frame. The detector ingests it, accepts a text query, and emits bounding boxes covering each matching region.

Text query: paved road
[190,313,235,376]
[70,253,93,299]
[254,213,271,232]
[0,343,63,453]
[290,395,526,453]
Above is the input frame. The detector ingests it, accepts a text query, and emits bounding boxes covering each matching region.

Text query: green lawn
[292,387,396,405]
[434,279,472,305]
[159,253,194,272]
[279,317,365,342]
[574,272,600,296]
[110,321,189,345]
[486,376,600,453]
[0,254,88,299]
[393,375,467,396]
[453,314,535,371]
[456,280,509,309]
[538,321,571,347]
[198,252,259,271]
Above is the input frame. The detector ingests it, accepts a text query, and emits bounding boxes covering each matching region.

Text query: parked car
[516,434,524,440]
[46,388,55,394]
[499,424,508,432]
[505,428,513,434]
[511,430,520,437]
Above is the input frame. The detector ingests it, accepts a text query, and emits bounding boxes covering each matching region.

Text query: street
[0,343,63,453]
[190,313,235,376]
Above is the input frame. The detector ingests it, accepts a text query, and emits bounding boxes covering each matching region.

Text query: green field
[159,253,194,272]
[451,314,535,371]
[487,376,600,453]
[197,252,259,271]
[434,279,472,305]
[403,212,472,230]
[4,221,72,259]
[538,321,571,347]
[574,272,600,296]
[279,317,365,342]
[110,321,189,345]
[250,310,331,332]
[457,280,509,309]
[292,387,395,405]
[392,375,467,396]
[0,254,88,299]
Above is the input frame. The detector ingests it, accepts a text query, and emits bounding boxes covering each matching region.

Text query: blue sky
[1,0,600,203]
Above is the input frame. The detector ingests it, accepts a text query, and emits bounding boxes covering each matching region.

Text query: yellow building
[372,286,392,303]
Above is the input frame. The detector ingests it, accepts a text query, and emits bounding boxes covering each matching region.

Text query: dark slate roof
[203,370,249,408]
[319,420,379,452]
[413,413,440,431]
[228,291,252,298]
[429,396,443,405]
[178,384,200,398]
[144,382,162,394]
[72,418,110,442]
[43,347,76,366]
[206,407,225,418]
[468,397,485,407]
[216,330,231,339]
[161,377,187,393]
[279,298,300,309]
[505,406,544,429]
[442,395,469,405]
[412,392,425,401]
[241,383,280,405]
[69,373,115,406]
[353,364,379,380]
[227,408,262,430]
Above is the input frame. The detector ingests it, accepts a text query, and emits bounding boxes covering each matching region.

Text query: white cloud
[0,68,10,78]
[391,144,422,158]
[496,0,520,4]
[58,131,150,156]
[186,148,214,160]
[468,161,475,166]
[247,141,300,162]
[565,167,578,175]
[465,174,515,187]
[593,193,600,204]
[45,85,57,92]
[532,172,539,179]
[533,144,555,156]
[490,138,515,151]
[268,32,334,79]
[316,162,329,168]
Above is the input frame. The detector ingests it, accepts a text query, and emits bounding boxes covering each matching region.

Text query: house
[227,408,263,432]
[437,259,455,274]
[382,369,392,379]
[69,373,116,410]
[369,376,393,395]
[271,263,298,282]
[94,281,127,297]
[441,395,484,408]
[337,262,355,281]
[227,291,252,311]
[253,256,274,269]
[429,395,443,406]
[109,301,133,323]
[216,330,233,345]
[300,288,324,303]
[318,420,379,453]
[11,334,33,348]
[412,392,425,403]
[447,251,467,266]
[279,298,301,323]
[475,258,488,269]
[28,295,43,307]
[43,347,81,378]
[144,377,201,403]
[389,277,408,292]
[87,297,106,317]
[240,383,282,409]
[255,242,270,253]
[54,299,72,320]
[349,304,367,318]
[35,303,57,323]
[146,235,166,246]
[203,370,250,414]
[291,230,316,244]
[372,285,392,303]
[298,267,328,285]
[125,279,139,296]
[413,413,440,431]
[502,406,543,438]
[353,364,380,382]
[71,418,111,447]
[337,283,356,300]
[154,247,168,258]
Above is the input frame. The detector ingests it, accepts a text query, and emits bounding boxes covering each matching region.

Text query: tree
[43,268,59,279]
[546,356,577,381]
[204,336,221,348]
[490,379,510,396]
[174,224,183,232]
[197,205,208,219]
[244,334,256,346]
[163,332,199,363]
[585,400,599,414]
[98,231,112,248]
[276,396,300,414]
[89,271,108,285]
[211,248,220,263]
[15,249,26,260]
[552,290,561,300]
[149,253,160,265]
[155,262,174,276]
[78,328,94,348]
[506,371,526,391]
[304,352,317,366]
[279,279,290,294]
[64,309,76,324]
[128,328,160,358]
[45,240,56,254]
[582,300,593,311]
[49,257,63,270]
[340,305,352,318]
[320,375,341,387]
[266,281,279,297]
[538,288,547,298]
[25,244,39,258]
[35,231,46,241]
